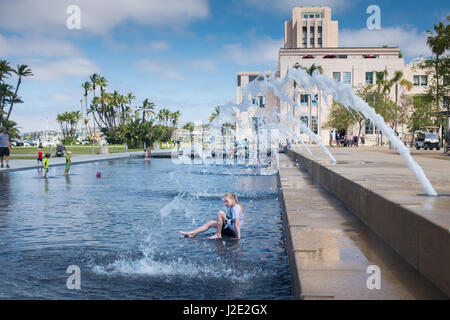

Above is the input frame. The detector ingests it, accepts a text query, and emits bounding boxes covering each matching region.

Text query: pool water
[0,158,292,299]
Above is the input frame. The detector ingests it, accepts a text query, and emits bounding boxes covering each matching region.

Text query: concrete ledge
[287,148,450,297]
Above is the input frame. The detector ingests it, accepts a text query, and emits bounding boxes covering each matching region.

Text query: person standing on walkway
[0,128,11,168]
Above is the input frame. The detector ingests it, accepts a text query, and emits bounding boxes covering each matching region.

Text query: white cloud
[136,59,185,81]
[239,0,351,13]
[188,59,217,72]
[0,34,82,58]
[147,41,170,51]
[48,92,78,103]
[24,58,101,81]
[0,0,210,35]
[223,36,282,66]
[340,27,432,59]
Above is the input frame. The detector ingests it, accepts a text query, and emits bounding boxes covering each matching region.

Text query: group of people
[36,149,72,179]
[0,125,72,179]
[329,131,365,147]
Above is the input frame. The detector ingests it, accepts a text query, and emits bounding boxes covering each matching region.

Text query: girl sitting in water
[180,192,244,239]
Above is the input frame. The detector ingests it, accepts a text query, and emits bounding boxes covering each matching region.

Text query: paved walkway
[0,149,179,173]
[0,151,143,173]
[279,153,446,299]
[292,145,450,229]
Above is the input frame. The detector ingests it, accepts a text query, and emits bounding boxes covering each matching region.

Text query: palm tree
[139,99,156,122]
[426,21,449,136]
[7,64,33,120]
[208,105,221,122]
[0,60,13,84]
[81,81,92,121]
[171,110,181,127]
[89,73,100,140]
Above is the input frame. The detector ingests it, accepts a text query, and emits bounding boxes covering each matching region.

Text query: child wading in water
[179,192,244,239]
[63,151,72,176]
[43,153,50,179]
[37,148,43,165]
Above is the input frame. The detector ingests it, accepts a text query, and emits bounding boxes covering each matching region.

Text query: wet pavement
[278,153,447,300]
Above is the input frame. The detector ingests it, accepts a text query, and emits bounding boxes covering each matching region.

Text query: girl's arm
[235,218,240,239]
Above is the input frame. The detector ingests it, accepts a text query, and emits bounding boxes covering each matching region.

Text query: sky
[0,0,448,133]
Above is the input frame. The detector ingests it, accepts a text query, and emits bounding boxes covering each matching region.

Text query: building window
[302,27,307,48]
[237,75,241,86]
[413,75,420,86]
[343,72,351,85]
[300,94,309,106]
[311,116,318,134]
[300,116,308,126]
[312,94,318,106]
[252,96,265,108]
[333,72,341,82]
[421,75,428,86]
[365,118,375,134]
[259,96,265,108]
[366,72,373,84]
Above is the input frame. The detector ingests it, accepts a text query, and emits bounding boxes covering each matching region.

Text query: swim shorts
[0,147,9,157]
[221,225,237,238]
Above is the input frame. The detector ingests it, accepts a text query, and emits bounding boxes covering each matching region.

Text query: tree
[408,94,441,132]
[2,119,20,139]
[171,110,181,127]
[0,61,32,127]
[56,111,82,145]
[425,18,450,137]
[182,121,195,143]
[7,65,33,120]
[208,105,222,122]
[138,99,156,122]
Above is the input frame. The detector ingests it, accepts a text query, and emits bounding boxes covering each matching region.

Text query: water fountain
[209,67,437,196]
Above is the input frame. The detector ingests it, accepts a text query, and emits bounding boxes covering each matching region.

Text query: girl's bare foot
[179,231,194,238]
[208,234,222,239]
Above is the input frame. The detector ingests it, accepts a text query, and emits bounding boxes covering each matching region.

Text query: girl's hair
[223,192,244,213]
[45,153,50,158]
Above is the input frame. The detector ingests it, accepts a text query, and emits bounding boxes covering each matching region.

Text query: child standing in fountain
[179,192,244,239]
[43,153,50,179]
[63,151,72,176]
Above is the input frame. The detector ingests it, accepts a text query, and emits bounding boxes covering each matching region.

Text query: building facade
[236,6,433,146]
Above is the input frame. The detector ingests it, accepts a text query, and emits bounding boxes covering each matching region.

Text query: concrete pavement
[278,153,446,299]
[283,145,450,298]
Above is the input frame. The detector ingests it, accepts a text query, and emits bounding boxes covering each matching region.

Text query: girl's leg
[180,219,217,238]
[208,211,226,239]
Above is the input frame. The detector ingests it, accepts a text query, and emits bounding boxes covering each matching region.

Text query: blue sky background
[0,0,448,132]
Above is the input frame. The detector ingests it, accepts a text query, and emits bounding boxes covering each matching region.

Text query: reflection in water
[214,238,241,256]
[65,175,71,191]
[0,173,10,209]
